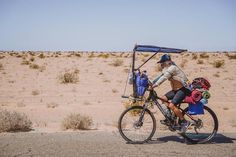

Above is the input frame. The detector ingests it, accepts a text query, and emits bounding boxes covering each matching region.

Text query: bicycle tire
[181,105,218,144]
[118,106,156,144]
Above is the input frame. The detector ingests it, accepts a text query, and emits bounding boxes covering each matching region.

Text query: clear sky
[0,0,235,51]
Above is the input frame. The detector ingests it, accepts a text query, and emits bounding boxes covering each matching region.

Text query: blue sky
[0,0,235,51]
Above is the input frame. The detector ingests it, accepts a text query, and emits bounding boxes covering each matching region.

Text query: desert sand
[0,51,235,133]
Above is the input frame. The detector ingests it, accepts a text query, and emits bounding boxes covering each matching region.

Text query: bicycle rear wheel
[181,105,218,144]
[118,106,156,144]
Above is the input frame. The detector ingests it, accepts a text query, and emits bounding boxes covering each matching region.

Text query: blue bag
[135,73,148,96]
[188,101,204,115]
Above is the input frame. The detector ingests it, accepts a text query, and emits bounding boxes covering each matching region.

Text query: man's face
[160,60,171,69]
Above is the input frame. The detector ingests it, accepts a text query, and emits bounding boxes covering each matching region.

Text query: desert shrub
[180,59,188,68]
[47,102,59,108]
[192,54,198,60]
[88,53,95,58]
[213,73,220,77]
[32,90,40,96]
[0,55,5,59]
[97,53,109,59]
[74,53,81,57]
[112,89,118,93]
[213,60,225,68]
[21,60,30,65]
[110,59,123,67]
[0,110,32,132]
[0,63,3,70]
[38,53,45,59]
[29,63,40,69]
[62,113,92,130]
[30,57,35,62]
[142,53,150,57]
[197,59,204,64]
[199,53,209,59]
[59,69,79,83]
[16,54,23,58]
[225,53,236,59]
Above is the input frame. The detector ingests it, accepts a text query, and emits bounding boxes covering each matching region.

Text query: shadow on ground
[147,133,236,144]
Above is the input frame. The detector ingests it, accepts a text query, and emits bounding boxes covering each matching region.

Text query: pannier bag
[188,101,204,115]
[187,77,211,115]
[135,72,148,96]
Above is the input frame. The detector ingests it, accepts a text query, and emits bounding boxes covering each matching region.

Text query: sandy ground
[0,51,235,133]
[0,131,235,157]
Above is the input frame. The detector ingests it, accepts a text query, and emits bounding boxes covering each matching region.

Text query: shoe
[180,120,191,133]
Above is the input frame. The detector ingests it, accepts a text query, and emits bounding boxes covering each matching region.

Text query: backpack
[191,77,211,90]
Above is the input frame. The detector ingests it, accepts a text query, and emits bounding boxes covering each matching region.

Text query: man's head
[157,54,172,68]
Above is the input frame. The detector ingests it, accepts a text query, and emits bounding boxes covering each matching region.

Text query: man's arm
[152,66,175,88]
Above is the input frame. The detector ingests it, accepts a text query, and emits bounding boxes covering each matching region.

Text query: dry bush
[30,57,35,62]
[180,59,188,68]
[0,110,32,132]
[192,53,198,60]
[213,73,220,77]
[29,63,40,69]
[32,90,40,96]
[47,102,59,108]
[199,53,209,59]
[88,53,95,58]
[83,101,91,105]
[112,89,118,93]
[197,59,204,64]
[223,107,229,110]
[142,53,150,57]
[225,53,236,59]
[74,53,81,57]
[21,60,30,65]
[110,59,123,67]
[59,69,79,84]
[61,113,93,130]
[0,55,5,59]
[213,60,225,68]
[38,53,45,59]
[0,63,3,70]
[97,53,110,59]
[16,54,23,58]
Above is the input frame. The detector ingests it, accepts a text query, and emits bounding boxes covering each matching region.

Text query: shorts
[165,87,191,105]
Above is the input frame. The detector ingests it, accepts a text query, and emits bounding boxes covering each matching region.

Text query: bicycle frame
[141,89,198,125]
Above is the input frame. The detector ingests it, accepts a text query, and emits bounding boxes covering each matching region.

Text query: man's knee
[160,95,168,102]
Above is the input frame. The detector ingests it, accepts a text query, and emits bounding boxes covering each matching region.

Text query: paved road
[0,131,235,157]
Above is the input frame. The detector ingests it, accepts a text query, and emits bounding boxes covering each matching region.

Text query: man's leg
[167,103,184,120]
[167,89,186,120]
[168,88,191,132]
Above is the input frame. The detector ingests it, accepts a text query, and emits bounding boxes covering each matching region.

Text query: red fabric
[184,90,202,104]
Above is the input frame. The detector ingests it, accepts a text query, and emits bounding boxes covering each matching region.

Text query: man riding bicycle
[150,54,192,133]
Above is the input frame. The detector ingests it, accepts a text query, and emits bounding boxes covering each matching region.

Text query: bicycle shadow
[146,133,236,144]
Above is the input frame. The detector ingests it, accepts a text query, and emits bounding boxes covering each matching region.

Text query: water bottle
[162,104,171,118]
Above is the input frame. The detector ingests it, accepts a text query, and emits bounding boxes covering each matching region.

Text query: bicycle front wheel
[118,106,156,144]
[182,105,218,144]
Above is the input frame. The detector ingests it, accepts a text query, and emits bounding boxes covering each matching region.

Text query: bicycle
[118,82,219,144]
